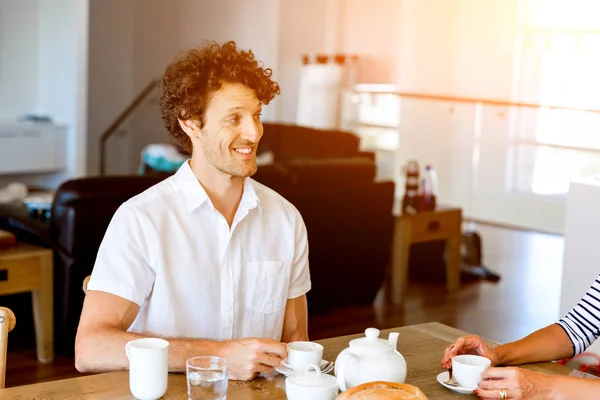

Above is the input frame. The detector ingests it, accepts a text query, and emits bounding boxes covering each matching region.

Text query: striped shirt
[557,275,600,356]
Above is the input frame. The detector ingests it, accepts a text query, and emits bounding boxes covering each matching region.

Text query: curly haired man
[75,41,311,380]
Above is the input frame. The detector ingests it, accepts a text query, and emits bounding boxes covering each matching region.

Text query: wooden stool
[0,307,15,388]
[0,244,53,363]
[82,275,90,294]
[389,207,462,305]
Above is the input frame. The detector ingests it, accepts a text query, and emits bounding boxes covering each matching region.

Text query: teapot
[334,327,407,392]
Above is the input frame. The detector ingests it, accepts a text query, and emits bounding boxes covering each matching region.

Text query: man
[75,41,311,381]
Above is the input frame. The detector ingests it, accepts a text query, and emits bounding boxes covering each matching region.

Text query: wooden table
[0,322,579,399]
[389,207,463,304]
[0,243,53,363]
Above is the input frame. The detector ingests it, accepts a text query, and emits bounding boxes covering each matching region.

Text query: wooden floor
[4,223,565,388]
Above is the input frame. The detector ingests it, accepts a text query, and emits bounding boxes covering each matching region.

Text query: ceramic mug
[285,341,324,372]
[126,338,169,399]
[452,354,491,388]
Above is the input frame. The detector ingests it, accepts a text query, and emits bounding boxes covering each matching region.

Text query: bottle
[402,160,420,214]
[421,164,438,211]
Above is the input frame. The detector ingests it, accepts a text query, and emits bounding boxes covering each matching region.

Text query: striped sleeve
[557,274,600,356]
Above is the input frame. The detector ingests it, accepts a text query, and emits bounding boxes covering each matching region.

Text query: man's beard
[204,146,256,178]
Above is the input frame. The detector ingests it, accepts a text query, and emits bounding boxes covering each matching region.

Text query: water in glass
[187,370,228,400]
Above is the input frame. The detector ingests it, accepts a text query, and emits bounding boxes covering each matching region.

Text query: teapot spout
[388,332,400,351]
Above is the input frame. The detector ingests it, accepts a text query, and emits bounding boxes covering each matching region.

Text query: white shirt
[87,161,311,341]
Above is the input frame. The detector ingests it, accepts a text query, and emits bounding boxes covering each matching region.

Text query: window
[512,0,600,196]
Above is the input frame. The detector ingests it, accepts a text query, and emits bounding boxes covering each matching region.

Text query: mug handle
[337,353,358,392]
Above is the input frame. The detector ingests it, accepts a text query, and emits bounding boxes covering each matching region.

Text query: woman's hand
[441,335,500,369]
[474,367,554,399]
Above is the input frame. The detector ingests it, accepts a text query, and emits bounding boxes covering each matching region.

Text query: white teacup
[126,338,169,400]
[285,341,324,372]
[452,355,491,388]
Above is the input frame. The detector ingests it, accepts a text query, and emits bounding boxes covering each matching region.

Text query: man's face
[195,82,263,178]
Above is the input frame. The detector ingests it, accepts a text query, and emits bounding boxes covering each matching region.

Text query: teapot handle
[337,352,358,392]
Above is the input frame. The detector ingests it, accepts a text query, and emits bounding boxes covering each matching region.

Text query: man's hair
[159,40,280,152]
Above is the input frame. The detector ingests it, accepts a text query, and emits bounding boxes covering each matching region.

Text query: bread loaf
[336,381,428,400]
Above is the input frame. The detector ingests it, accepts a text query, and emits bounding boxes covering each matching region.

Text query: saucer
[275,359,333,376]
[437,371,477,394]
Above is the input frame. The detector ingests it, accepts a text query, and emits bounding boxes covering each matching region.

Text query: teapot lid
[287,364,337,388]
[350,328,393,351]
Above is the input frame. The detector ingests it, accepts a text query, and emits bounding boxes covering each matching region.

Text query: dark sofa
[1,123,395,356]
[258,122,375,162]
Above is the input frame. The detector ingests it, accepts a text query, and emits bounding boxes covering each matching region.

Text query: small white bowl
[285,364,338,400]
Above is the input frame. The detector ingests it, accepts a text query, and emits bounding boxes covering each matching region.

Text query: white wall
[132,0,180,92]
[343,0,402,84]
[0,0,40,119]
[87,0,136,176]
[276,0,332,123]
[395,0,460,202]
[0,0,88,189]
[86,0,177,176]
[38,0,89,185]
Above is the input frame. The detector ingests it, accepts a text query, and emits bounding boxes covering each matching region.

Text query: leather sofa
[0,123,395,356]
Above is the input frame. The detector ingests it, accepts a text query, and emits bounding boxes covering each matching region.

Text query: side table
[389,207,462,305]
[0,243,53,363]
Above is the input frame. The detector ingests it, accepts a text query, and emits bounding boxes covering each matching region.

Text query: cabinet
[0,123,66,174]
[561,177,600,355]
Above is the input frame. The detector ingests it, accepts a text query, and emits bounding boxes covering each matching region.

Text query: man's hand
[220,338,287,380]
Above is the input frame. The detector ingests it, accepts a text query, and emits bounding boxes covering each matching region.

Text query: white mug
[285,341,323,372]
[126,338,169,399]
[452,355,491,388]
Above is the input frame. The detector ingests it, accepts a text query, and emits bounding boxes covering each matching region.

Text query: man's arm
[281,295,309,343]
[75,291,286,380]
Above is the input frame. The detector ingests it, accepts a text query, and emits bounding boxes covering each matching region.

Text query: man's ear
[178,119,200,139]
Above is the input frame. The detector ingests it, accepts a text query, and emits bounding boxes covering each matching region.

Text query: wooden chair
[0,307,16,389]
[82,276,91,294]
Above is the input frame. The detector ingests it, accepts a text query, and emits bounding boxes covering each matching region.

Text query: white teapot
[334,327,407,392]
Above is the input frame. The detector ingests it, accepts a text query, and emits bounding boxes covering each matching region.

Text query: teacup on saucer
[437,371,475,394]
[452,355,491,388]
[286,341,324,372]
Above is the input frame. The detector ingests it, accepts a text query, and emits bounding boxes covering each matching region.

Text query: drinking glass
[186,356,228,400]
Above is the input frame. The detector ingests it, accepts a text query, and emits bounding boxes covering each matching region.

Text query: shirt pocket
[245,261,288,314]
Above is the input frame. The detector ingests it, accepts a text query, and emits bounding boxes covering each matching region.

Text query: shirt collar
[175,160,261,214]
[240,178,261,215]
